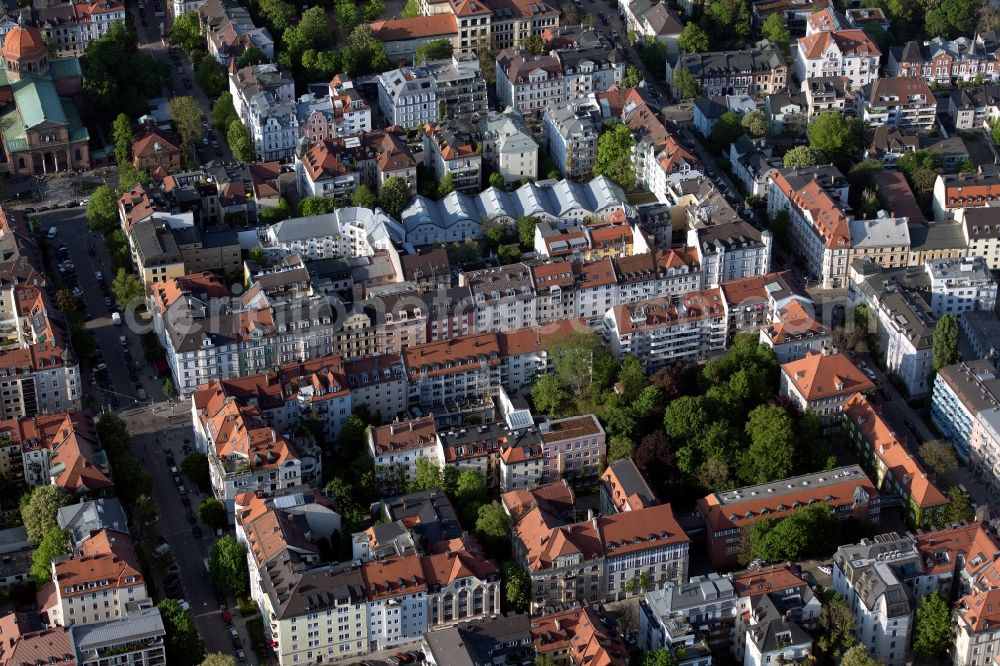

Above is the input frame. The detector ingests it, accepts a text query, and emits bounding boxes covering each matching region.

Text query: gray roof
[380,490,462,547]
[266,562,366,621]
[602,458,658,508]
[643,573,736,618]
[678,40,784,79]
[57,499,128,547]
[424,615,534,666]
[132,219,182,266]
[694,221,767,255]
[72,607,165,659]
[269,207,401,246]
[848,214,912,248]
[960,311,1000,357]
[833,533,919,615]
[936,358,1000,417]
[401,176,627,235]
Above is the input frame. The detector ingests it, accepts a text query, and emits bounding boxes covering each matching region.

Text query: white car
[818,565,832,575]
[177,599,191,612]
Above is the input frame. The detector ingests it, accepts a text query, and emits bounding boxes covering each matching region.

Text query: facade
[888,34,1000,85]
[832,534,919,666]
[539,414,606,483]
[479,109,539,184]
[199,0,274,66]
[924,256,997,316]
[228,64,296,161]
[733,565,820,666]
[780,350,875,426]
[531,606,630,666]
[697,466,880,569]
[931,359,1000,463]
[638,573,737,654]
[687,222,772,288]
[794,29,881,91]
[71,607,167,666]
[543,102,601,181]
[261,208,401,261]
[856,78,936,131]
[367,417,442,494]
[369,15,459,64]
[377,54,487,128]
[295,131,417,202]
[36,0,126,56]
[668,40,787,99]
[948,84,1000,130]
[932,170,1000,220]
[423,119,482,194]
[760,299,831,364]
[600,458,658,514]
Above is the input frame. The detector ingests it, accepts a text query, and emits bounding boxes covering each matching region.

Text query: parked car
[236,651,246,663]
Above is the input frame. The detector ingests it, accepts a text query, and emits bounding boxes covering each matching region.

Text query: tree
[501,561,529,612]
[237,45,268,68]
[299,196,338,216]
[671,67,699,99]
[378,176,410,217]
[621,65,643,88]
[298,6,335,51]
[943,485,975,524]
[199,498,228,532]
[351,185,377,209]
[416,38,455,63]
[169,12,203,54]
[56,288,78,317]
[607,435,635,465]
[161,378,176,398]
[131,494,157,542]
[201,655,238,666]
[641,650,680,666]
[111,457,153,507]
[531,371,571,416]
[112,113,134,165]
[840,644,879,666]
[401,0,421,17]
[913,592,951,659]
[260,196,292,224]
[517,216,539,248]
[750,504,839,562]
[475,501,511,553]
[227,120,256,163]
[194,56,227,96]
[117,164,150,194]
[408,458,444,492]
[86,185,119,232]
[919,440,958,476]
[30,525,68,584]
[744,404,796,483]
[248,246,268,267]
[168,96,203,161]
[705,0,752,39]
[159,599,205,666]
[301,49,341,80]
[334,1,362,33]
[761,13,790,50]
[925,0,978,38]
[97,412,131,458]
[817,592,856,658]
[259,0,296,31]
[82,21,169,118]
[182,454,211,493]
[808,112,863,165]
[20,485,70,543]
[342,25,388,76]
[711,111,744,146]
[933,313,960,371]
[489,172,506,189]
[677,23,709,53]
[617,355,647,402]
[209,535,248,595]
[112,268,144,309]
[783,145,821,169]
[535,657,559,666]
[741,109,770,138]
[363,0,385,19]
[211,93,239,133]
[438,173,455,198]
[456,469,487,506]
[594,123,636,189]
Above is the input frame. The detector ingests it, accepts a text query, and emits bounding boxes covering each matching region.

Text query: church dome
[2,25,47,64]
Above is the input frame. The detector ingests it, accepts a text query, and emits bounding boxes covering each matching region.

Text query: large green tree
[195,57,227,96]
[31,524,69,584]
[741,110,770,139]
[501,561,529,612]
[169,12,203,54]
[181,453,211,493]
[678,23,709,53]
[408,458,444,492]
[761,13,790,50]
[159,599,205,666]
[82,21,168,118]
[209,535,249,595]
[932,313,960,371]
[201,655,238,666]
[594,123,636,189]
[705,0,752,40]
[840,644,879,666]
[817,592,857,658]
[913,592,951,659]
[299,196,338,216]
[378,176,410,217]
[808,113,864,165]
[199,498,228,532]
[237,45,268,68]
[749,503,839,562]
[925,0,978,37]
[168,96,203,162]
[621,65,643,88]
[112,113,134,166]
[744,404,796,483]
[416,38,455,63]
[783,145,821,169]
[211,93,239,133]
[87,185,120,232]
[351,185,377,209]
[711,111,744,146]
[112,268,144,309]
[671,67,699,99]
[20,485,70,543]
[227,120,256,163]
[475,501,510,554]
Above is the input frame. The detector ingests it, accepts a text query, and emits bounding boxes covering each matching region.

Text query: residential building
[36,0,126,56]
[603,290,728,370]
[479,109,539,184]
[56,499,128,550]
[127,217,186,288]
[71,607,167,666]
[848,259,937,395]
[130,126,182,173]
[932,359,1000,463]
[780,350,875,426]
[856,78,936,131]
[294,131,417,201]
[507,485,689,611]
[343,354,410,425]
[958,207,1000,269]
[228,64,296,161]
[42,529,148,627]
[732,565,820,666]
[959,310,1000,359]
[932,169,1000,220]
[925,256,997,315]
[544,101,601,180]
[760,299,831,363]
[832,533,919,666]
[423,119,483,194]
[367,417,442,494]
[261,207,402,262]
[296,75,372,144]
[622,0,683,51]
[687,222,772,288]
[843,394,950,528]
[794,29,881,90]
[638,573,737,654]
[668,41,787,99]
[948,84,1000,130]
[531,606,630,666]
[423,615,535,666]
[538,414,606,483]
[802,76,852,120]
[600,457,658,514]
[697,466,880,569]
[888,34,1000,85]
[462,264,537,334]
[0,614,74,666]
[198,0,274,66]
[377,54,487,128]
[866,126,919,165]
[402,333,502,418]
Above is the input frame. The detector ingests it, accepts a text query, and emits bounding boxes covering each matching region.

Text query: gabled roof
[781,351,874,400]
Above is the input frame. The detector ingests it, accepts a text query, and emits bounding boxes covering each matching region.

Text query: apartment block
[931,359,1000,463]
[779,350,875,427]
[669,40,787,99]
[794,29,881,90]
[888,34,1000,85]
[856,78,936,131]
[732,564,820,666]
[378,53,487,127]
[697,466,880,569]
[600,458,658,515]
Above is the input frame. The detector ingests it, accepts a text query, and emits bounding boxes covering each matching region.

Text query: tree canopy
[741,110,770,138]
[112,113,134,166]
[621,65,643,88]
[783,145,821,169]
[711,111,744,146]
[705,0,752,40]
[678,23,709,53]
[201,655,238,666]
[913,592,951,659]
[20,485,70,543]
[227,120,256,163]
[416,38,455,63]
[199,498,228,531]
[87,185,119,233]
[299,196,338,216]
[594,123,636,189]
[501,561,529,612]
[209,535,249,595]
[840,644,880,666]
[159,599,205,666]
[82,21,168,118]
[351,185,377,209]
[169,12,202,54]
[817,592,857,658]
[750,504,840,562]
[112,268,144,309]
[31,525,68,584]
[807,113,864,165]
[672,68,699,99]
[378,177,410,217]
[932,313,960,371]
[761,13,791,50]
